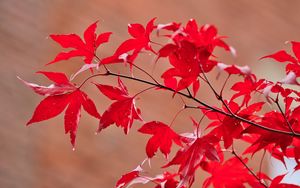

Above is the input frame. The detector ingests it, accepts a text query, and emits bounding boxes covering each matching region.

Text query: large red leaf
[48,22,112,65]
[22,71,100,147]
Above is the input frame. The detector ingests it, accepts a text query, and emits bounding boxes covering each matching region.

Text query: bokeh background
[1,0,300,187]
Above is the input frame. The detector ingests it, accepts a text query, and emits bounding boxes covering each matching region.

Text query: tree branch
[77,70,300,138]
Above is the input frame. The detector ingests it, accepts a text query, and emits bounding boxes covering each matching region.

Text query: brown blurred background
[1,0,300,187]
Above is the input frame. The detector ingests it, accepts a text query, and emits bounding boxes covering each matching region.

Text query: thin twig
[133,86,156,98]
[275,100,295,134]
[259,150,266,180]
[200,66,235,115]
[220,74,231,97]
[169,108,186,127]
[231,149,268,188]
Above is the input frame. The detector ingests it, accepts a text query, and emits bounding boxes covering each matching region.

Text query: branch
[77,70,300,138]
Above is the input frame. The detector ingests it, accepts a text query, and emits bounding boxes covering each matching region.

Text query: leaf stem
[133,86,156,98]
[274,100,295,134]
[130,63,160,85]
[77,72,109,89]
[169,107,186,127]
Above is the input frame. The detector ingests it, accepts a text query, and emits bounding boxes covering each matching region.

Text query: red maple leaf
[115,165,146,188]
[231,77,265,106]
[158,20,234,94]
[243,111,294,156]
[20,71,100,147]
[94,78,142,134]
[163,135,220,188]
[102,18,156,65]
[269,174,300,188]
[201,157,257,188]
[116,167,179,188]
[153,172,179,188]
[18,71,76,96]
[203,101,264,149]
[261,41,300,77]
[48,21,112,65]
[161,41,201,94]
[138,121,183,158]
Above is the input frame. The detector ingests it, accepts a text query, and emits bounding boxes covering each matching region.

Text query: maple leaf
[261,41,300,77]
[183,20,233,53]
[116,167,179,188]
[23,19,300,188]
[158,20,234,94]
[153,172,179,188]
[243,111,294,155]
[21,71,101,147]
[18,71,76,96]
[163,135,220,188]
[203,101,265,149]
[138,121,183,158]
[202,101,242,149]
[269,174,300,188]
[161,41,201,94]
[115,165,150,188]
[231,77,265,106]
[48,21,112,65]
[101,18,156,65]
[261,50,297,63]
[201,157,257,188]
[94,78,142,134]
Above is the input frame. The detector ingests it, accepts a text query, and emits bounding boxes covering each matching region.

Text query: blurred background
[1,0,300,187]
